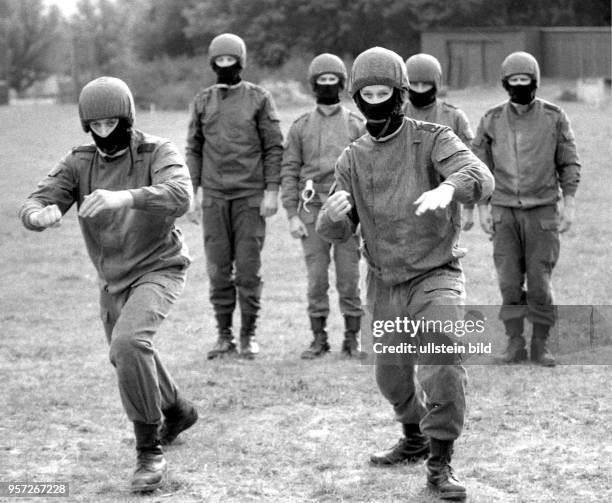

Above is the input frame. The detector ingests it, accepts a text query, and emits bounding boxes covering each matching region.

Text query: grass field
[1,82,611,503]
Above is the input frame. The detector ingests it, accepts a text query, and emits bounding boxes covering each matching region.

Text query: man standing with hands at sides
[402,53,477,231]
[19,76,198,493]
[185,33,283,360]
[472,52,581,367]
[281,53,365,359]
[316,47,493,501]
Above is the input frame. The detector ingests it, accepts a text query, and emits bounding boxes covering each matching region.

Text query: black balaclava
[408,86,437,108]
[90,118,132,156]
[355,88,404,139]
[213,62,242,86]
[503,79,537,105]
[314,83,341,105]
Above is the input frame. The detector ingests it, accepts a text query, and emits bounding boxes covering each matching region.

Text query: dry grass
[0,83,611,502]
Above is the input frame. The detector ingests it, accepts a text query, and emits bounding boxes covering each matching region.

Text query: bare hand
[462,207,475,231]
[260,190,278,218]
[414,183,455,216]
[289,215,308,238]
[186,197,201,225]
[560,196,575,233]
[79,189,133,218]
[478,204,493,234]
[325,190,352,222]
[29,204,62,228]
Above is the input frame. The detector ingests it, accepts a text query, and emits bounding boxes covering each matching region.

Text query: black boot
[370,423,429,465]
[495,318,527,363]
[426,438,466,501]
[240,312,260,359]
[207,313,237,359]
[301,316,330,359]
[131,421,167,493]
[341,315,367,358]
[531,323,556,367]
[159,397,199,445]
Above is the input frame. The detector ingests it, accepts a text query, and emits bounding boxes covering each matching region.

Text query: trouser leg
[101,268,185,424]
[523,205,560,327]
[369,270,426,426]
[202,197,235,316]
[333,234,362,318]
[492,205,528,324]
[301,219,332,318]
[232,195,266,317]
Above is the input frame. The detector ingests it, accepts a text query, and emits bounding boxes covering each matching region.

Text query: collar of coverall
[370,117,406,143]
[509,99,536,115]
[316,103,342,116]
[215,81,244,90]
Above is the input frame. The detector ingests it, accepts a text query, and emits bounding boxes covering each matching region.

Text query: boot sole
[427,482,466,501]
[130,464,167,493]
[370,450,429,465]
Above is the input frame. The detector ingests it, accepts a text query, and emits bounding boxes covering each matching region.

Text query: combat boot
[301,316,330,359]
[131,421,167,493]
[426,438,466,501]
[207,313,237,359]
[495,318,527,363]
[159,397,199,445]
[240,312,260,360]
[531,323,556,367]
[341,315,367,358]
[370,423,429,465]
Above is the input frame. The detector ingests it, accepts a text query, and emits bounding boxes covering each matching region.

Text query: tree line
[0,0,610,94]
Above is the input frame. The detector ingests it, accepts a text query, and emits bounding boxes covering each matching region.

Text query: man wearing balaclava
[281,53,365,360]
[19,76,198,492]
[316,47,494,501]
[185,33,283,360]
[472,51,581,367]
[403,53,477,231]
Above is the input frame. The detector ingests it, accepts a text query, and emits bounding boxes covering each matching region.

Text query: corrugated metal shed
[420,26,611,88]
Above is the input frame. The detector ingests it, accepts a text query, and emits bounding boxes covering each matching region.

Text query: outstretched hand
[414,183,455,216]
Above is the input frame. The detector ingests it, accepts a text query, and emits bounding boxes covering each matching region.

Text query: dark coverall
[316,118,494,439]
[472,99,580,326]
[19,130,193,425]
[185,82,283,318]
[281,105,365,319]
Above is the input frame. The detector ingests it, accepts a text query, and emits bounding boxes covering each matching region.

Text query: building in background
[421,26,611,88]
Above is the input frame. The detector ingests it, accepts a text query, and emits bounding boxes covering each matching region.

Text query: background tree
[0,0,62,94]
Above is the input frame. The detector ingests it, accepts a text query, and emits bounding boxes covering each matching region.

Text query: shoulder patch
[71,145,96,155]
[137,143,157,154]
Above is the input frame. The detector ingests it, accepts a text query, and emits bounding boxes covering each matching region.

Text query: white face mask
[359,85,393,104]
[89,118,119,138]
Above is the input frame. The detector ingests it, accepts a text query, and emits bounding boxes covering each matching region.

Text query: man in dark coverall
[186,33,283,360]
[472,51,581,367]
[316,47,493,501]
[19,77,198,492]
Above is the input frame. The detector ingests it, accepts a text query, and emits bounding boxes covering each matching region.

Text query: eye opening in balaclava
[355,87,405,139]
[90,117,132,156]
[502,75,537,105]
